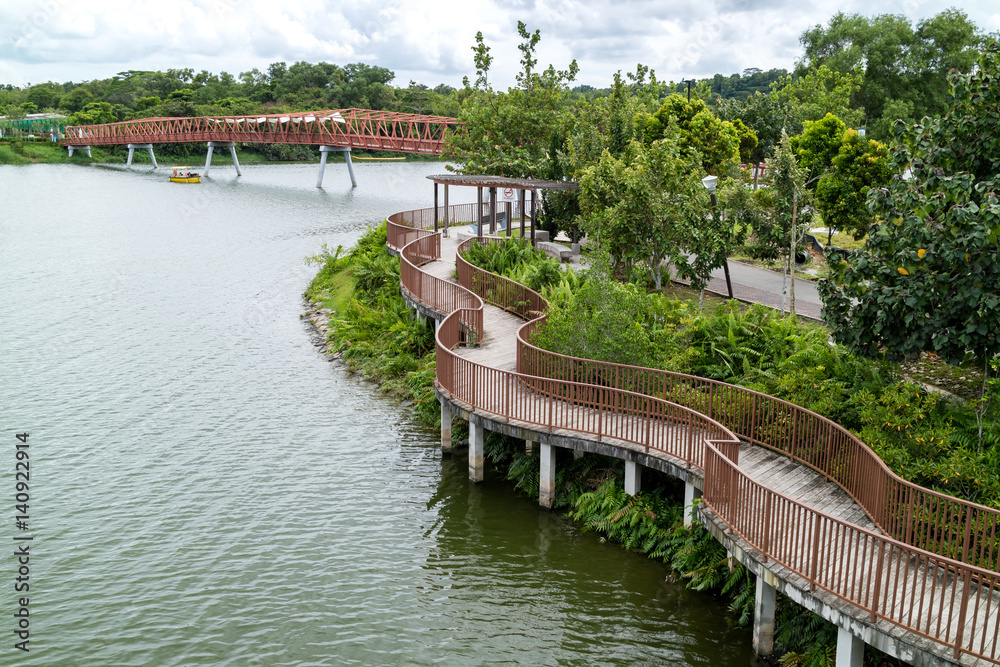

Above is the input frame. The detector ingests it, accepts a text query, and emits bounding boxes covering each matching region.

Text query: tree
[59,88,94,113]
[634,94,740,175]
[814,129,892,239]
[797,10,982,137]
[715,92,792,187]
[769,65,862,132]
[819,40,1000,369]
[578,135,709,290]
[69,102,116,125]
[790,112,846,184]
[446,23,579,178]
[764,131,808,314]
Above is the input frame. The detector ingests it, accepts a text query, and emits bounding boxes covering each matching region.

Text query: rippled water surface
[1,163,753,665]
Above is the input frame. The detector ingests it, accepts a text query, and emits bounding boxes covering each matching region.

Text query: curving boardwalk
[386,205,1000,667]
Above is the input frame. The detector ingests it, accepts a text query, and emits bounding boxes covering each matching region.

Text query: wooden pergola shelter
[427,174,578,246]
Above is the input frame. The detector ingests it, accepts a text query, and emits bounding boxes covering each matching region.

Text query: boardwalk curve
[386,205,1000,666]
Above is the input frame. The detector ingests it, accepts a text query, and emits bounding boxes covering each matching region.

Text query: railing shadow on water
[387,205,1000,665]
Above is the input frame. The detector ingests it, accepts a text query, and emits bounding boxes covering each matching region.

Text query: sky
[1,0,998,90]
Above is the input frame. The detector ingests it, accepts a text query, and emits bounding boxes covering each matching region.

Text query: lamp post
[682,79,695,102]
[701,174,734,299]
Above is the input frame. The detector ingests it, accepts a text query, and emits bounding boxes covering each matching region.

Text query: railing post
[762,492,772,563]
[809,513,822,592]
[869,539,885,623]
[750,393,759,444]
[952,569,972,660]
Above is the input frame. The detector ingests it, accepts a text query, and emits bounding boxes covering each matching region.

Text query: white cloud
[0,0,995,88]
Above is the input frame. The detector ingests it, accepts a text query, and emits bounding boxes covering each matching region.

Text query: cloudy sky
[1,0,998,90]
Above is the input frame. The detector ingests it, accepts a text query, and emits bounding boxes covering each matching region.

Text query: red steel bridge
[59,109,460,186]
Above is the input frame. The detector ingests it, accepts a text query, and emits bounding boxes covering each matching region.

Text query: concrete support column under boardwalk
[753,571,777,656]
[683,481,702,528]
[525,439,536,456]
[205,142,241,176]
[67,145,92,158]
[539,443,556,509]
[469,422,483,482]
[317,146,357,188]
[440,403,452,454]
[625,460,641,496]
[835,627,864,667]
[126,144,157,168]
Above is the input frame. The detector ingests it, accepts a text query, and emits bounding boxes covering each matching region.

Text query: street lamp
[681,79,695,102]
[701,174,734,298]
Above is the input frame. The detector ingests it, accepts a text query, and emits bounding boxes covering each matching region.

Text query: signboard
[500,187,516,201]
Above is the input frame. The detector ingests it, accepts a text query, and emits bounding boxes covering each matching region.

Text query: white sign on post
[500,187,516,201]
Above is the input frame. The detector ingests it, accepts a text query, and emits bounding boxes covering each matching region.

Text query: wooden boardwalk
[406,230,998,666]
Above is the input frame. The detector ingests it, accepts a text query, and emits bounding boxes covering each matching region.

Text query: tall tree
[814,129,892,239]
[819,39,1000,368]
[578,135,709,290]
[797,10,981,137]
[446,23,579,178]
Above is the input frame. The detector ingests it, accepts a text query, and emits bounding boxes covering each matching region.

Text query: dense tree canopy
[797,10,982,138]
[819,39,1000,366]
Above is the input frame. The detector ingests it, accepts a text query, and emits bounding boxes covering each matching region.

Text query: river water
[1,162,753,665]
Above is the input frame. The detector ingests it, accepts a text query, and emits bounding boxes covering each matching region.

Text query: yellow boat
[169,167,201,183]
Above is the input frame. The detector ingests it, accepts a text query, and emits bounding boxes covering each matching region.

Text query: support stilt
[525,439,536,456]
[440,403,452,454]
[753,573,777,656]
[205,142,239,177]
[539,443,556,509]
[317,146,357,188]
[683,481,702,528]
[835,627,864,667]
[469,422,483,482]
[67,146,92,158]
[126,144,156,169]
[625,461,641,496]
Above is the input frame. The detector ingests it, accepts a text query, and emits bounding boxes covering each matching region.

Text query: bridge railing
[516,317,1000,574]
[61,109,458,154]
[705,443,999,663]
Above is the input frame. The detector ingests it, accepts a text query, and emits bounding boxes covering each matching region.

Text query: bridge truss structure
[59,108,459,155]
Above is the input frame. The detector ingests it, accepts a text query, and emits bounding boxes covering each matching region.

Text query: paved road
[703,260,824,321]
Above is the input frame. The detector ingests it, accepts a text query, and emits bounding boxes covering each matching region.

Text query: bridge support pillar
[573,450,584,461]
[469,421,483,482]
[835,627,864,667]
[625,460,641,496]
[683,481,702,528]
[205,142,240,177]
[753,572,777,656]
[66,145,91,158]
[126,144,157,169]
[539,443,556,509]
[317,146,357,188]
[525,439,536,456]
[440,403,452,455]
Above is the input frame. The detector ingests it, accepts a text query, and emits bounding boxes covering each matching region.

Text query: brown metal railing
[705,443,999,662]
[515,320,1000,575]
[388,204,1000,663]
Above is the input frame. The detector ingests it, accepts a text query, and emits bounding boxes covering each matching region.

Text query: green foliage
[446,23,578,179]
[797,9,982,138]
[532,258,696,370]
[304,222,439,426]
[820,39,1000,367]
[790,113,846,184]
[579,137,710,290]
[635,94,740,175]
[769,65,863,132]
[814,130,892,239]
